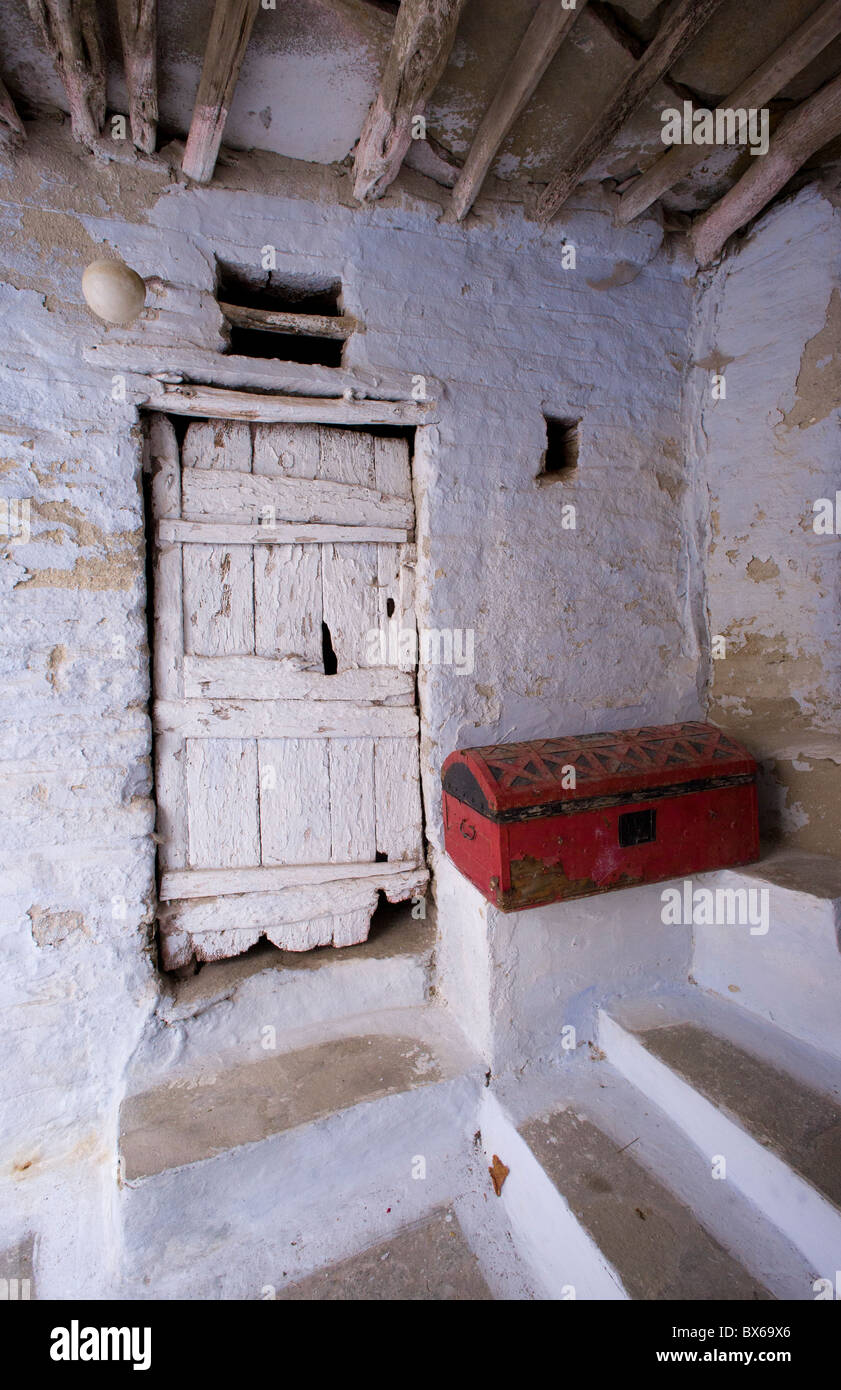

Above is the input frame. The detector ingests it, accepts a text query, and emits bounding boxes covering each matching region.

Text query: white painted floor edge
[702,849,841,901]
[118,1069,484,1299]
[477,1088,627,1301]
[126,952,435,1091]
[123,999,478,1096]
[688,860,841,1060]
[598,1007,841,1280]
[605,985,841,1103]
[449,1156,545,1301]
[119,1076,546,1300]
[160,919,433,1026]
[499,1055,816,1299]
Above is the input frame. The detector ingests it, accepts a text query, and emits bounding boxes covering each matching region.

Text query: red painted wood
[442,721,760,911]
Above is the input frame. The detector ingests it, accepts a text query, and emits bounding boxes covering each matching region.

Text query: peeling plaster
[782,287,841,432]
[697,189,841,851]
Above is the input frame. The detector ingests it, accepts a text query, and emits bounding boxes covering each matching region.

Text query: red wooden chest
[442,721,759,911]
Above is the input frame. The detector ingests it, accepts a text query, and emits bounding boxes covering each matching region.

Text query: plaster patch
[14,531,143,591]
[46,644,69,692]
[28,905,87,948]
[782,287,841,432]
[745,556,780,582]
[655,470,684,502]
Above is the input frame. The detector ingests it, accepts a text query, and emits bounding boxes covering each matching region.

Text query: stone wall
[691,186,841,855]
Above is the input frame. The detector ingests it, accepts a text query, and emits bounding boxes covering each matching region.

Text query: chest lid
[442,720,756,822]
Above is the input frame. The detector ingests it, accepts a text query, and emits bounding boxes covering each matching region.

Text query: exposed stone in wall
[782,286,841,432]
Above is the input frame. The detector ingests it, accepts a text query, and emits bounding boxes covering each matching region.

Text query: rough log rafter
[450,0,590,222]
[144,381,434,427]
[536,0,728,223]
[26,0,106,145]
[353,0,469,203]
[117,0,158,154]
[618,0,841,225]
[691,71,841,267]
[182,0,261,183]
[219,302,357,339]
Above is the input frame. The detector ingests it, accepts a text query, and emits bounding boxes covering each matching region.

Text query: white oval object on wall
[82,259,146,325]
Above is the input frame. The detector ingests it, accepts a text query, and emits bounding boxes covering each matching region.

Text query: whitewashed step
[599,989,841,1279]
[117,1005,485,1299]
[128,905,434,1091]
[690,850,841,1057]
[276,1206,494,1300]
[482,1058,817,1300]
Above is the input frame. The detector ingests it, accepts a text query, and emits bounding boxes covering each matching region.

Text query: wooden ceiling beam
[691,70,841,266]
[536,0,728,223]
[26,0,106,145]
[117,0,158,154]
[618,0,841,225]
[0,76,26,152]
[353,0,468,203]
[450,0,589,222]
[182,0,260,184]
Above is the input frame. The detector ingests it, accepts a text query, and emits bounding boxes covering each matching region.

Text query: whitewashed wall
[691,186,841,855]
[0,126,704,1289]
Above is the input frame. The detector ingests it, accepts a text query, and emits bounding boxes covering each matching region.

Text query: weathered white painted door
[148,415,427,971]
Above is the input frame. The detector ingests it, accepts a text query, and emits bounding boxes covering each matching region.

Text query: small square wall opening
[216,263,348,366]
[538,415,580,483]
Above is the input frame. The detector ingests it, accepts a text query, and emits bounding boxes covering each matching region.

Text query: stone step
[520,1108,770,1301]
[117,1005,487,1299]
[276,1206,494,1300]
[690,850,841,1057]
[120,1003,476,1181]
[126,903,435,1093]
[600,989,841,1277]
[482,1055,818,1300]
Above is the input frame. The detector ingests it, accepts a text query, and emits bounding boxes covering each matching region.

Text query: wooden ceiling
[4,1,841,266]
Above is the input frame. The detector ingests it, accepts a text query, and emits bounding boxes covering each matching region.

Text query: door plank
[185,737,260,867]
[252,422,320,478]
[181,468,412,529]
[155,733,188,872]
[319,425,376,486]
[160,859,426,900]
[373,434,411,498]
[329,737,376,862]
[322,541,380,671]
[259,738,331,865]
[183,655,414,702]
[375,737,424,862]
[182,543,255,655]
[182,419,253,472]
[397,542,418,673]
[154,698,419,739]
[161,867,428,937]
[158,520,409,546]
[254,542,322,664]
[149,416,183,700]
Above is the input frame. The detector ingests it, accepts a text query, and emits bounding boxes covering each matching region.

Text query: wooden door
[148,415,427,971]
